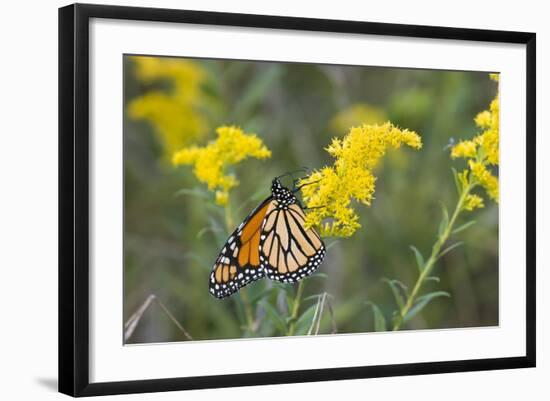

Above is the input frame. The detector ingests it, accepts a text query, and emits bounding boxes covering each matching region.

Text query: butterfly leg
[302,205,326,211]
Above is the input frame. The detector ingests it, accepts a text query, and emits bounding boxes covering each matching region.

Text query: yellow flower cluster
[464,194,484,211]
[300,122,422,237]
[451,140,477,159]
[451,74,499,206]
[468,160,499,201]
[128,56,211,158]
[172,126,272,205]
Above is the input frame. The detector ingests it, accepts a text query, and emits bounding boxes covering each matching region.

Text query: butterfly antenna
[292,178,322,193]
[276,167,309,180]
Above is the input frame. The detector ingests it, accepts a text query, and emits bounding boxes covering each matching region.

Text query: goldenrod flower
[128,56,211,158]
[474,110,492,129]
[300,122,422,237]
[474,95,499,166]
[451,74,499,208]
[468,160,499,201]
[132,56,206,101]
[464,194,484,211]
[173,126,271,205]
[451,140,477,159]
[215,191,229,206]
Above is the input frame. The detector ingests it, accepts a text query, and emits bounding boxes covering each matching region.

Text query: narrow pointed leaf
[410,245,425,273]
[451,167,462,195]
[260,301,287,333]
[441,202,449,222]
[174,187,210,199]
[294,304,318,335]
[233,66,281,120]
[438,241,464,260]
[392,279,410,299]
[366,302,387,332]
[438,203,450,237]
[248,286,276,304]
[196,225,223,240]
[303,294,322,302]
[285,293,294,313]
[452,220,477,235]
[382,278,406,311]
[404,291,450,323]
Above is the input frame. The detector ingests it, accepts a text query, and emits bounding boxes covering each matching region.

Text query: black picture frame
[58,3,536,397]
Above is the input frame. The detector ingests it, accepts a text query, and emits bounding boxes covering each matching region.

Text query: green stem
[287,281,305,336]
[393,184,472,331]
[239,288,255,335]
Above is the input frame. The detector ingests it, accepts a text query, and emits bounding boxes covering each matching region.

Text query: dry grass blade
[307,295,323,335]
[155,298,194,341]
[314,293,327,335]
[325,297,337,334]
[124,294,193,342]
[307,292,333,335]
[124,294,156,342]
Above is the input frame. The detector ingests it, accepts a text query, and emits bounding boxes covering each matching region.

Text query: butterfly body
[209,178,326,299]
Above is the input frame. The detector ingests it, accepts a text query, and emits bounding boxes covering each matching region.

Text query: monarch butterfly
[209,177,326,299]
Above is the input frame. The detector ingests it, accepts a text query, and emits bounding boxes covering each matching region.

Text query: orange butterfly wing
[209,178,326,298]
[209,197,273,298]
[260,202,325,282]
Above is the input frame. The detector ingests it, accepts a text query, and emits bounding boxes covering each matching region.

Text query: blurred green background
[123,55,498,343]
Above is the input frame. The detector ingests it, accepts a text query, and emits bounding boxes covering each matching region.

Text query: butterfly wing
[209,197,273,299]
[259,202,326,282]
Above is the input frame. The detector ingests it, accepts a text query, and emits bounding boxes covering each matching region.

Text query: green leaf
[264,284,293,311]
[382,278,406,311]
[174,187,210,199]
[196,225,223,240]
[293,304,318,335]
[248,286,276,305]
[451,167,462,195]
[260,301,287,334]
[303,294,322,302]
[285,293,294,313]
[410,245,425,273]
[232,66,282,120]
[391,310,401,327]
[271,281,287,291]
[425,276,440,283]
[438,220,446,239]
[208,217,230,247]
[365,302,387,332]
[403,291,450,323]
[235,187,270,214]
[438,202,450,237]
[441,202,449,223]
[452,220,477,235]
[393,280,410,299]
[438,241,464,260]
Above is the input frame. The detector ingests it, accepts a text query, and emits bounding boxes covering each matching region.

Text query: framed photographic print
[58,3,536,397]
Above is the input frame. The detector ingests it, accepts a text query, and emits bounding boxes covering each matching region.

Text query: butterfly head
[271,178,296,207]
